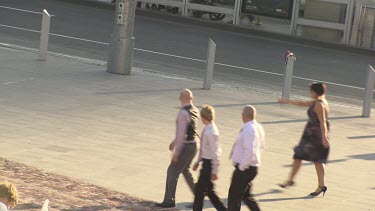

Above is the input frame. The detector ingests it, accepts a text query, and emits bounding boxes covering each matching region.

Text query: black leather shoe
[185,203,194,208]
[155,202,176,208]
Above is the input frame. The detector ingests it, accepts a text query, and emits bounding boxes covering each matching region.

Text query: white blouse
[196,122,222,174]
[0,202,8,211]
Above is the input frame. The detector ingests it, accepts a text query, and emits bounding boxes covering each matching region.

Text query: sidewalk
[0,46,374,210]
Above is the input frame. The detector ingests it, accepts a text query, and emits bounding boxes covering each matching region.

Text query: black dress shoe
[185,203,194,208]
[155,202,176,208]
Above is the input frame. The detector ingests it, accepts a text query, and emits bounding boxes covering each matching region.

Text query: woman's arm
[278,98,315,107]
[314,101,330,148]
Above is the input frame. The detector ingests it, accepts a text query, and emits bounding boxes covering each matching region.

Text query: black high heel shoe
[310,186,328,197]
[278,181,295,189]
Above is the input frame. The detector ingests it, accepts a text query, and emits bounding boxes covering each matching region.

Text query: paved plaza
[0,46,374,210]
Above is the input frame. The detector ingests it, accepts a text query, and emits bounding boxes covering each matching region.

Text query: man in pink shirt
[156,89,199,208]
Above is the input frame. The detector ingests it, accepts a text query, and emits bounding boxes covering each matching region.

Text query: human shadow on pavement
[95,88,201,95]
[208,102,279,108]
[174,102,278,110]
[262,115,362,125]
[282,158,348,167]
[348,153,375,160]
[258,195,312,202]
[253,188,283,197]
[282,153,375,167]
[176,189,282,210]
[348,135,375,140]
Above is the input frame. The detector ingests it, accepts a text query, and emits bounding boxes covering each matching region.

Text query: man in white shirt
[228,105,265,211]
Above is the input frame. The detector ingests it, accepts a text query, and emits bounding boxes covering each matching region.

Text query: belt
[184,141,196,145]
[234,164,257,170]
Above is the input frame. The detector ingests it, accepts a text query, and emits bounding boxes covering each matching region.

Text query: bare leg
[309,162,328,196]
[314,162,325,187]
[288,159,302,182]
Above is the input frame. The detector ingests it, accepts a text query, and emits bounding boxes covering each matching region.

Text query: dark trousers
[163,143,197,204]
[228,166,260,211]
[193,159,227,211]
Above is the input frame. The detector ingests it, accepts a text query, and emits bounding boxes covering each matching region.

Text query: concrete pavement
[0,46,374,210]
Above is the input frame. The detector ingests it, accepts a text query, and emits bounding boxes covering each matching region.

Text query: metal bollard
[203,39,216,90]
[182,0,188,16]
[282,51,296,99]
[362,65,375,117]
[39,9,51,61]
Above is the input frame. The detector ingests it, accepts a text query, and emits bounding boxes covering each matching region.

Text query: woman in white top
[0,182,18,211]
[192,105,227,211]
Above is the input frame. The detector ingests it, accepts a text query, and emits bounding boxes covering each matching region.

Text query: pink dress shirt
[173,103,197,157]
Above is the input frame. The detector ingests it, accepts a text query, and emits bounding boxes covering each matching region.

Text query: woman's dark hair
[310,83,327,96]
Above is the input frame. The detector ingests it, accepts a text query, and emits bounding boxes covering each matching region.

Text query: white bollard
[362,65,375,117]
[39,9,51,61]
[282,51,296,99]
[203,39,216,90]
[41,199,49,211]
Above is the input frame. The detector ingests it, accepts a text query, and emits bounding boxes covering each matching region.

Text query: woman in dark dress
[278,83,330,197]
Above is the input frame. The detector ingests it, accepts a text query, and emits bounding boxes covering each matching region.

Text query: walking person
[228,105,265,211]
[192,105,227,211]
[156,89,199,208]
[278,82,330,197]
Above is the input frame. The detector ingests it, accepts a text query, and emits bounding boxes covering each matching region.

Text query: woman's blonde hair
[0,181,18,208]
[200,105,215,122]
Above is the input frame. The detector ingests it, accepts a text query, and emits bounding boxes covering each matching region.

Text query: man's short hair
[0,181,18,208]
[200,105,215,122]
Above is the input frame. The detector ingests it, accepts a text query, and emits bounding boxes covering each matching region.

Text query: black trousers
[193,159,227,211]
[228,166,260,211]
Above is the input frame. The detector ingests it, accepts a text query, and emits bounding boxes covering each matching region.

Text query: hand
[322,137,330,148]
[172,154,178,163]
[169,142,175,151]
[193,163,199,171]
[211,174,218,181]
[278,97,289,104]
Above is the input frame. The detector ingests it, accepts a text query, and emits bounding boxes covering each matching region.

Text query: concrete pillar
[107,0,137,75]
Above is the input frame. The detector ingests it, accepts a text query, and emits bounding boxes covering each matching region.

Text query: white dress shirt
[0,202,7,211]
[231,120,265,171]
[196,122,222,174]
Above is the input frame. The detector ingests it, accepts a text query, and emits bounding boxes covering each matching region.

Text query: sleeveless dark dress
[293,100,330,163]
